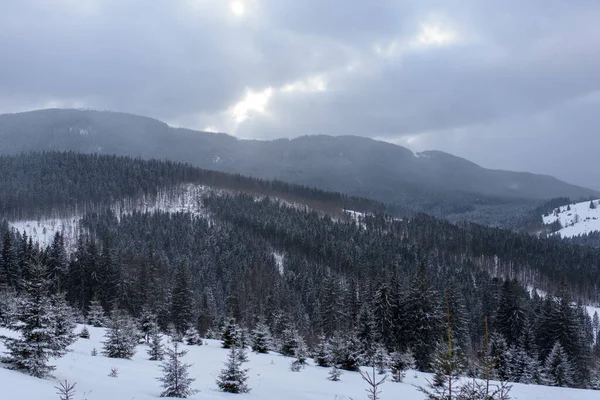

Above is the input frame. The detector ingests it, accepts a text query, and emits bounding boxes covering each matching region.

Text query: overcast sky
[1,1,599,188]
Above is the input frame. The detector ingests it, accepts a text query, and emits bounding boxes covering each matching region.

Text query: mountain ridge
[0,108,596,216]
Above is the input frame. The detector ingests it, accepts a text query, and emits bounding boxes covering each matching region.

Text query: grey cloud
[0,0,599,187]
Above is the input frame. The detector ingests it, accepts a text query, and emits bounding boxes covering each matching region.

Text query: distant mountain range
[1,108,596,221]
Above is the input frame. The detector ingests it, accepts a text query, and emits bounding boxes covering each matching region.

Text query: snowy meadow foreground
[0,325,596,400]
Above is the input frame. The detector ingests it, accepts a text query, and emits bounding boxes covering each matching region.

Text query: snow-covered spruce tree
[170,264,194,336]
[374,344,390,375]
[590,361,600,390]
[328,331,361,371]
[87,299,107,327]
[184,327,203,346]
[290,338,309,371]
[157,341,198,398]
[506,344,537,384]
[328,365,342,381]
[216,345,250,393]
[79,326,90,339]
[54,380,76,400]
[417,340,465,400]
[359,362,386,400]
[102,308,138,359]
[238,327,251,348]
[390,350,414,382]
[148,327,165,361]
[314,334,332,367]
[0,287,18,327]
[221,317,240,349]
[138,309,158,343]
[279,327,301,357]
[250,320,272,353]
[4,262,65,377]
[543,342,575,387]
[51,293,77,356]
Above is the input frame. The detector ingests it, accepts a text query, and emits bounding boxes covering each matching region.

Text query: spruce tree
[328,365,342,381]
[4,262,61,377]
[250,320,272,353]
[314,334,332,367]
[389,350,414,383]
[221,317,240,349]
[374,344,390,375]
[87,299,107,327]
[401,264,442,371]
[290,338,308,371]
[148,328,165,361]
[171,265,193,335]
[102,308,138,359]
[216,345,250,393]
[544,342,575,387]
[157,341,197,398]
[279,327,301,357]
[139,309,158,343]
[51,293,77,356]
[184,327,203,346]
[79,326,90,339]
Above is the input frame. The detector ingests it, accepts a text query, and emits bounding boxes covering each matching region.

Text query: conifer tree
[250,320,272,353]
[314,334,332,367]
[221,317,240,349]
[139,309,158,343]
[79,326,90,339]
[290,338,308,371]
[4,262,61,377]
[389,350,414,383]
[102,308,138,359]
[544,342,574,387]
[184,327,203,346]
[279,327,301,357]
[51,293,77,357]
[328,365,342,381]
[374,344,390,375]
[401,264,442,371]
[216,345,250,393]
[87,299,107,327]
[157,341,197,398]
[148,328,165,361]
[171,265,193,335]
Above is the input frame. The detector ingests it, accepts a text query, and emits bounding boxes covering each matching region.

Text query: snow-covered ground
[0,325,597,400]
[542,199,600,238]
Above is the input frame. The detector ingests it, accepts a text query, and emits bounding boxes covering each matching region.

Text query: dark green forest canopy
[0,152,383,219]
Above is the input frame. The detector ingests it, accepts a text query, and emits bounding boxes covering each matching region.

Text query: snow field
[0,325,598,400]
[542,199,600,238]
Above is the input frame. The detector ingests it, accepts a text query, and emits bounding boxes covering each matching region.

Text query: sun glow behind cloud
[231,87,273,123]
[230,1,245,16]
[412,23,457,47]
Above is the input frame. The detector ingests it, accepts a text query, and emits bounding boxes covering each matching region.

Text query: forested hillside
[1,152,600,391]
[1,109,597,228]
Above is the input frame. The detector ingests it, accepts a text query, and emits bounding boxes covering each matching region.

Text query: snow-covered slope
[7,183,212,251]
[542,199,600,238]
[0,325,597,400]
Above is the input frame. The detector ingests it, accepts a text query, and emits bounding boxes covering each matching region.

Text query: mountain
[1,109,596,219]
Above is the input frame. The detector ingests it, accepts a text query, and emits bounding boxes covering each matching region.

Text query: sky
[0,0,599,188]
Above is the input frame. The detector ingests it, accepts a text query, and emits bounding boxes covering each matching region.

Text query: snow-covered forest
[1,152,600,399]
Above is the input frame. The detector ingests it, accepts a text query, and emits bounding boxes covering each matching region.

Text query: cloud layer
[1,0,599,188]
